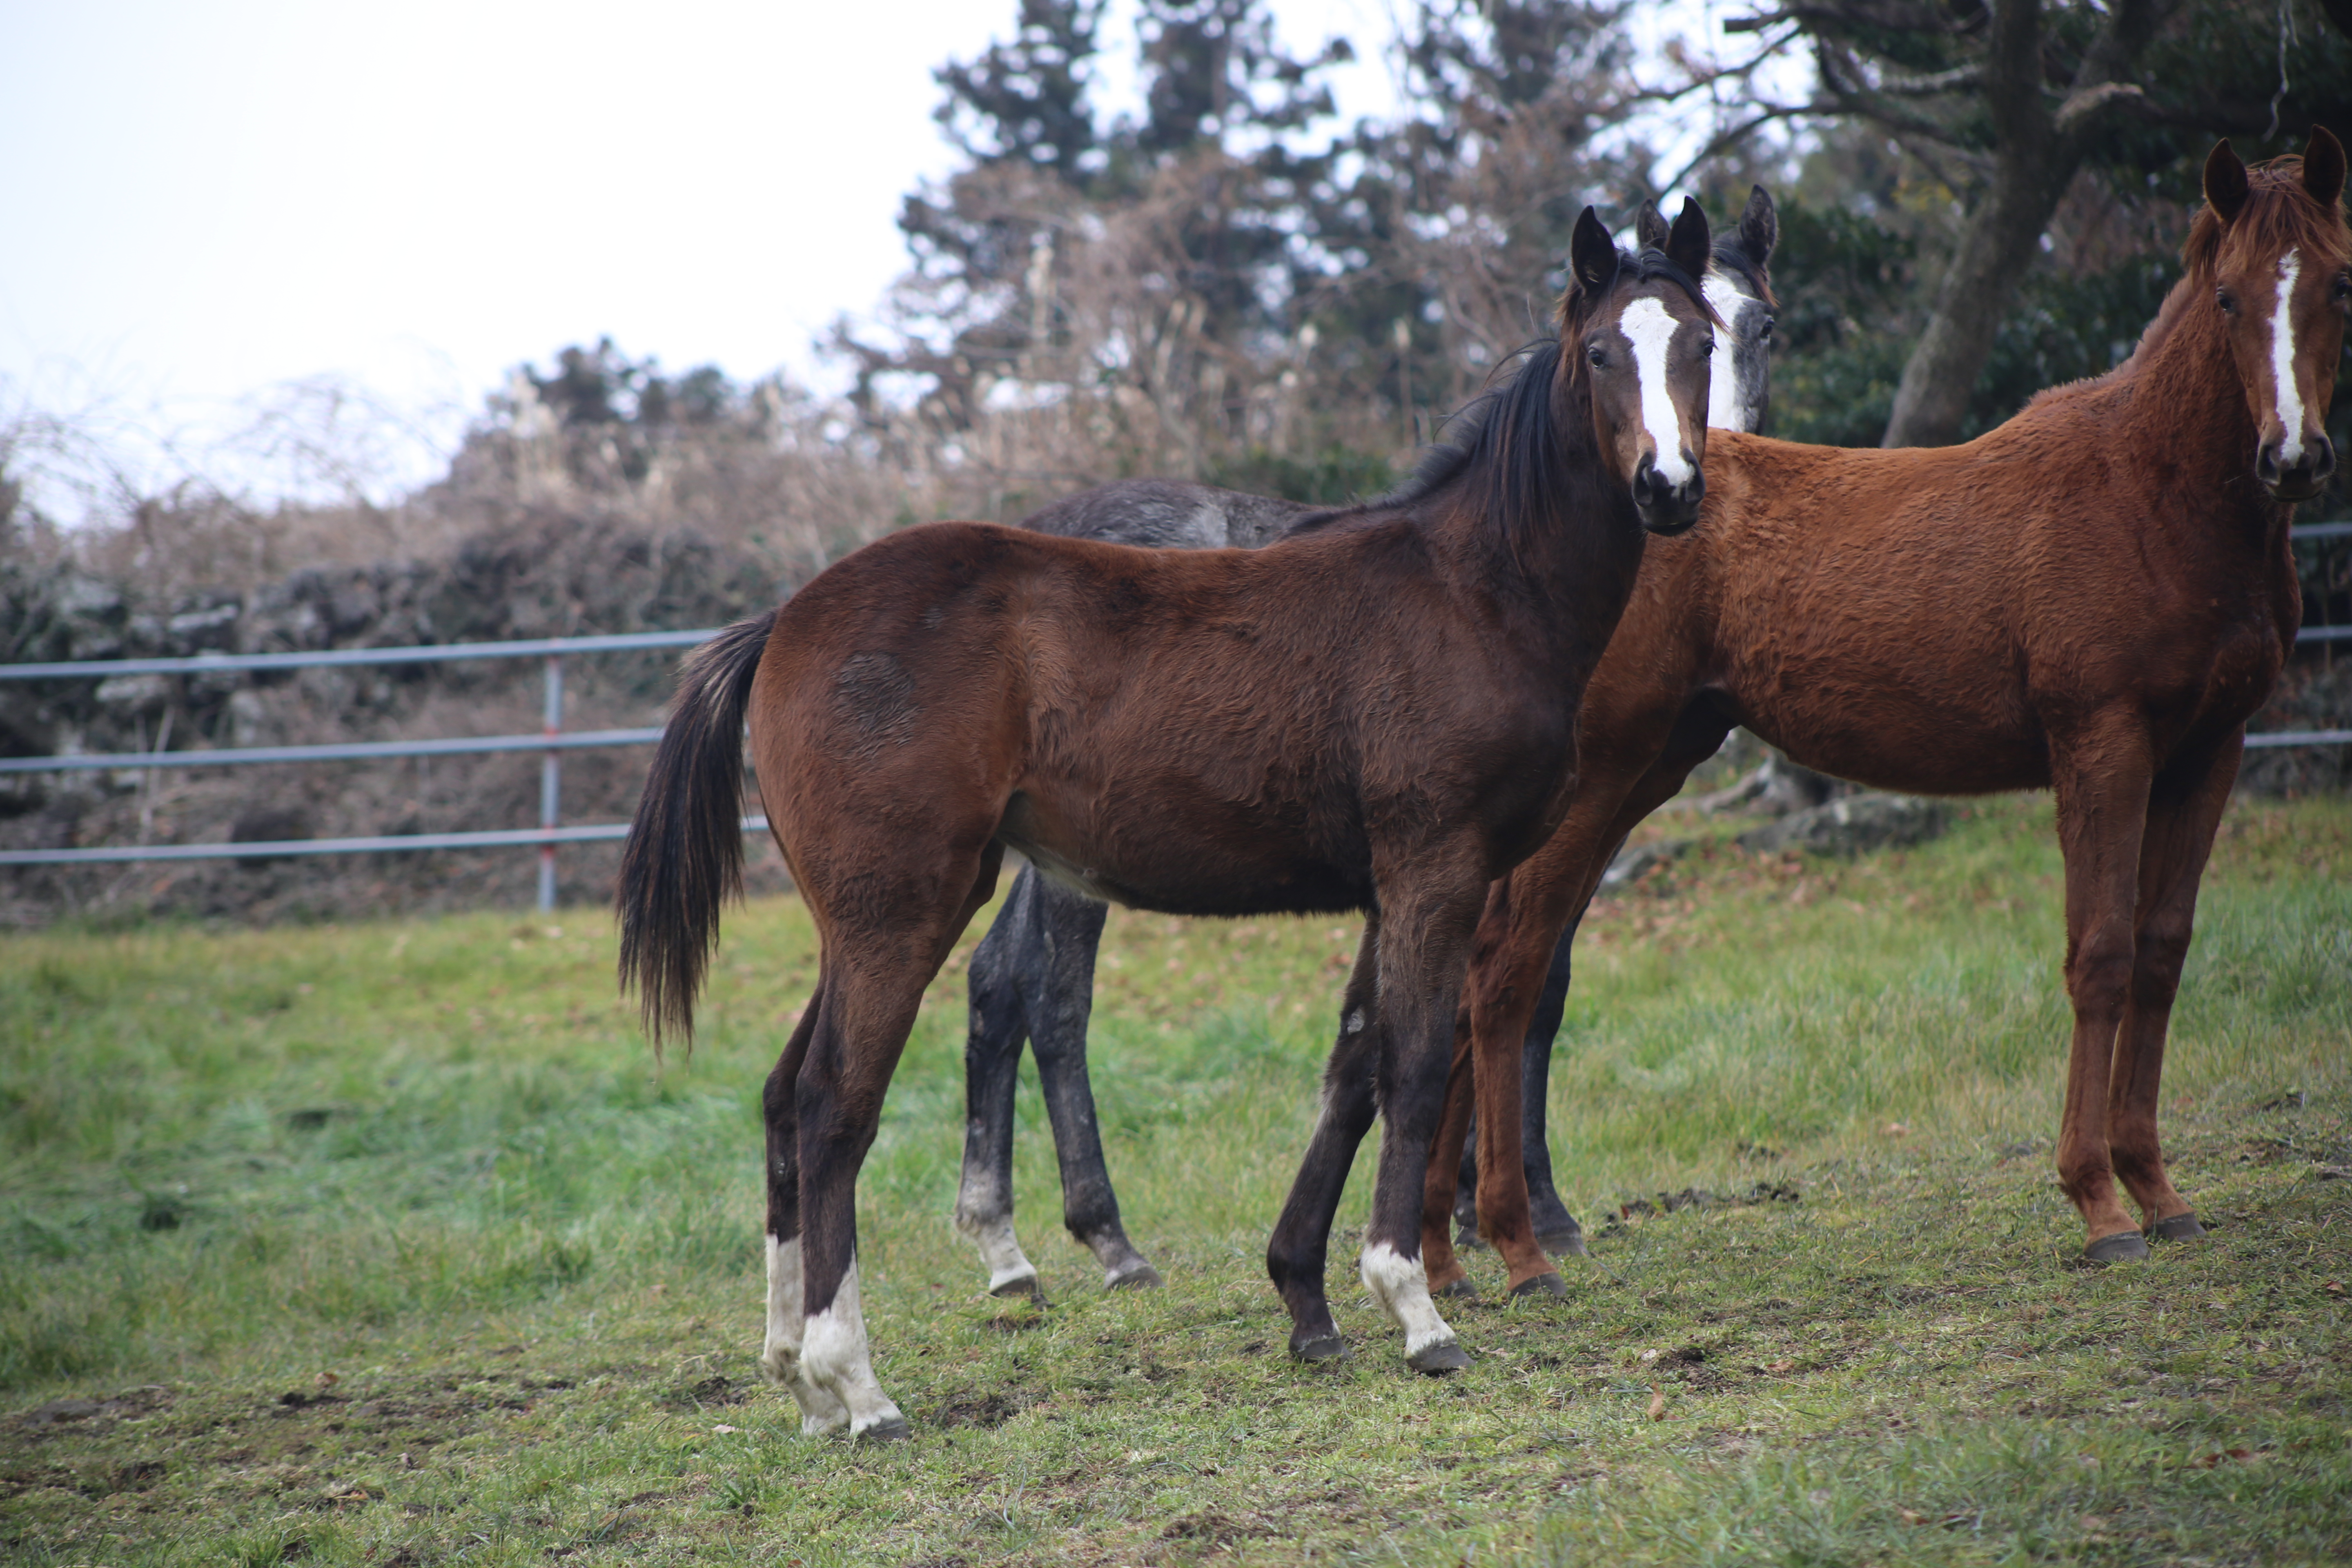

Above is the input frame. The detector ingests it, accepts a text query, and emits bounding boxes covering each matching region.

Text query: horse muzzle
[2257,430,2336,503]
[1632,451,1704,536]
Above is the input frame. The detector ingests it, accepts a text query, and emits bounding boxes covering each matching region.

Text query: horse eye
[1699,338,1715,358]
[1757,316,1775,341]
[2216,287,2237,314]
[1586,345,1607,368]
[2335,274,2351,301]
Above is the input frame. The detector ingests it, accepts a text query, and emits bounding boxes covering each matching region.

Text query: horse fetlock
[1360,1241,1460,1362]
[1079,1226,1162,1290]
[953,1196,1040,1299]
[800,1260,908,1440]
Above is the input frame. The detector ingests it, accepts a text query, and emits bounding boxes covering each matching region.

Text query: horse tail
[618,608,778,1049]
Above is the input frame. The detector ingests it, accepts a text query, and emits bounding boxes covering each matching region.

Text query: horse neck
[1456,373,1647,664]
[2114,275,2282,543]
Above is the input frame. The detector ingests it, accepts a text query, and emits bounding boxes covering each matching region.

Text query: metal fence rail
[4,520,2348,898]
[0,627,722,905]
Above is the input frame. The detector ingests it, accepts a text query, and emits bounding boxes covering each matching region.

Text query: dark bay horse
[1422,134,2348,1298]
[951,190,1781,1303]
[618,201,1722,1438]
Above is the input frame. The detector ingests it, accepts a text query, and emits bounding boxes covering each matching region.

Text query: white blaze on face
[1618,295,1696,486]
[1701,268,1753,432]
[2271,249,2306,465]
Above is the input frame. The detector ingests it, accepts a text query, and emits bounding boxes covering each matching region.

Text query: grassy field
[2,793,2347,1566]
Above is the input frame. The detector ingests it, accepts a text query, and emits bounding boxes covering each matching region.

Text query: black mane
[1290,247,1710,560]
[1707,236,1775,309]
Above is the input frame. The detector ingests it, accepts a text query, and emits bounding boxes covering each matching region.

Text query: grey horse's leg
[1453,921,1587,1256]
[1267,924,1383,1359]
[1022,878,1160,1287]
[954,867,1048,1299]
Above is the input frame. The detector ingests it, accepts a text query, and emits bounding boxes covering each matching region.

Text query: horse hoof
[1538,1227,1588,1258]
[1510,1272,1568,1299]
[989,1274,1048,1305]
[853,1416,914,1446]
[1408,1341,1472,1376]
[2146,1213,2206,1243]
[1289,1332,1352,1364]
[1453,1225,1490,1252]
[2085,1230,2150,1264]
[1434,1277,1479,1300]
[1107,1263,1164,1290]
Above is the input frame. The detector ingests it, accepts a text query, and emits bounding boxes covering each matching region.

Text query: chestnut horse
[949,190,1780,1303]
[618,201,1721,1439]
[1423,134,2348,1300]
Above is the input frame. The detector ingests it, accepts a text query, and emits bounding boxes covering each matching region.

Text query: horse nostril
[2313,435,2339,483]
[2256,443,2283,484]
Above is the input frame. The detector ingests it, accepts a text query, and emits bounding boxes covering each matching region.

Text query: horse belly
[1736,673,2048,796]
[998,786,1370,917]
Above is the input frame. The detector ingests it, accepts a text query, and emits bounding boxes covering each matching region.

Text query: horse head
[1567,197,1717,534]
[2199,129,2350,503]
[1638,186,1778,435]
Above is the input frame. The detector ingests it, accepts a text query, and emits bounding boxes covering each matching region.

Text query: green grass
[2,793,2348,1565]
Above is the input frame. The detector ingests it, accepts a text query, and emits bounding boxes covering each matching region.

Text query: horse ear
[2205,139,2250,224]
[1664,197,1712,284]
[1635,200,1671,253]
[1570,206,1619,297]
[2305,126,2347,209]
[1739,185,1778,266]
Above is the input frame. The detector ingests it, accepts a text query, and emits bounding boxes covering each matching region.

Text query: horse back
[752,519,1582,918]
[1673,429,2298,792]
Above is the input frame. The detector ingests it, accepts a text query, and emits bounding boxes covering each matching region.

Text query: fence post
[539,654,564,912]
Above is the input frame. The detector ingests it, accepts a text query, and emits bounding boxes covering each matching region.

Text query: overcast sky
[0,0,1777,512]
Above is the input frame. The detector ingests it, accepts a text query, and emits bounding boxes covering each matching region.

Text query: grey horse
[951,189,1780,1300]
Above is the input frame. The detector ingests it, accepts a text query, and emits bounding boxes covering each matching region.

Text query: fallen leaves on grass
[1646,1387,1666,1422]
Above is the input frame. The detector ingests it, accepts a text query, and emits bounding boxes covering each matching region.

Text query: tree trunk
[1880,0,2170,448]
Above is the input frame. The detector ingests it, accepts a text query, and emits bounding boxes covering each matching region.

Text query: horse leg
[2111,735,2241,1243]
[1267,918,1383,1360]
[2050,723,2158,1262]
[1519,920,1585,1254]
[1023,878,1160,1288]
[798,845,1005,1442]
[759,987,848,1434]
[953,867,1045,1301]
[1421,1023,1479,1297]
[1360,871,1486,1374]
[1449,915,1584,1256]
[1450,705,1738,1290]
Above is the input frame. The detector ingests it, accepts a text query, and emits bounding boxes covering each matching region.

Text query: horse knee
[2064,940,2135,1016]
[2129,923,2194,1004]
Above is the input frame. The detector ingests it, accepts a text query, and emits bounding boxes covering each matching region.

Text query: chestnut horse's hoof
[2085,1230,2151,1263]
[1509,1271,1568,1299]
[2146,1212,2206,1243]
[1407,1340,1472,1376]
[1434,1276,1479,1300]
[1537,1225,1588,1258]
[1290,1331,1352,1363]
[854,1416,914,1445]
[989,1273,1048,1306]
[1107,1263,1164,1290]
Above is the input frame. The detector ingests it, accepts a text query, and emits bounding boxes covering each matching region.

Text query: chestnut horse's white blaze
[2270,249,2306,465]
[1619,295,1699,486]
